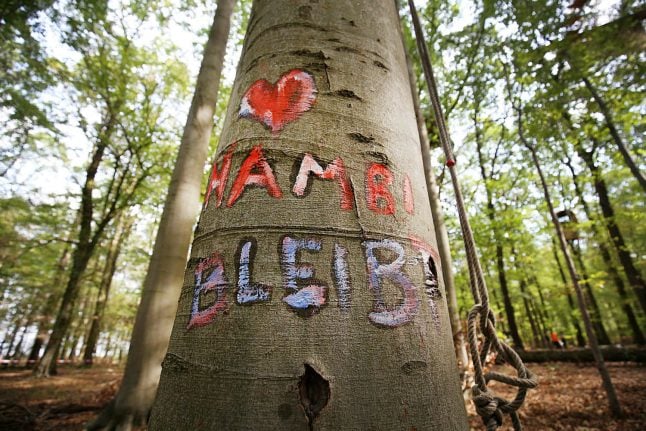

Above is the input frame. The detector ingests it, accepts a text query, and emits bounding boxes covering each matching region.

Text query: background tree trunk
[473,112,524,350]
[83,216,132,365]
[578,73,646,193]
[525,143,622,418]
[563,158,644,344]
[551,229,586,347]
[571,244,612,345]
[87,1,235,428]
[577,146,646,315]
[35,117,115,377]
[149,1,468,429]
[405,43,469,376]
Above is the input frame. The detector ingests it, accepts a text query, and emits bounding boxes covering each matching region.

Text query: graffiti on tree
[188,68,441,331]
[187,253,229,329]
[239,69,317,133]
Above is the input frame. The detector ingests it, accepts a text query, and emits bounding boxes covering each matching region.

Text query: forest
[0,0,644,430]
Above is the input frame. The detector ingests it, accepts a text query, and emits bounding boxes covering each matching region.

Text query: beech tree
[88,0,235,428]
[149,0,467,429]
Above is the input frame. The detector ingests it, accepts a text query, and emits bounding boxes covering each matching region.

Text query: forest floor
[0,362,644,430]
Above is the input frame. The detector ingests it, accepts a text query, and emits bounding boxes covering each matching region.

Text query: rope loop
[472,386,503,430]
[406,1,538,428]
[467,301,537,430]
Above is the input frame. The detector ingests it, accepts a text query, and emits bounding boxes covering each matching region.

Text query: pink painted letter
[292,153,354,210]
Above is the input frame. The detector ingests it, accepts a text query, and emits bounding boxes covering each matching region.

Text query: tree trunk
[34,116,114,377]
[577,147,646,315]
[473,110,524,350]
[529,298,550,348]
[510,243,548,348]
[27,293,60,366]
[525,143,622,417]
[149,1,468,429]
[405,43,469,374]
[564,159,645,344]
[2,318,22,362]
[103,331,112,363]
[83,216,131,365]
[27,232,73,366]
[11,319,33,361]
[551,223,586,347]
[88,1,235,429]
[522,287,542,348]
[571,244,612,345]
[531,275,556,346]
[579,73,646,193]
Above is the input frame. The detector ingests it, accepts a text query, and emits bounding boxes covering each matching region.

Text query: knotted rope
[407,2,537,429]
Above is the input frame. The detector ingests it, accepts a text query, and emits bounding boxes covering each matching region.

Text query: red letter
[403,174,414,214]
[227,145,283,207]
[366,163,395,215]
[204,143,235,210]
[292,153,354,210]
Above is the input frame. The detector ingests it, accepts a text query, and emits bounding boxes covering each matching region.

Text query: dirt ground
[0,362,644,430]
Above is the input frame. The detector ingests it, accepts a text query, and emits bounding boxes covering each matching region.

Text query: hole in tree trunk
[299,364,330,430]
[425,255,441,299]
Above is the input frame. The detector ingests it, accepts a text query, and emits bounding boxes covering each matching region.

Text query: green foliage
[0,0,220,361]
[406,0,645,347]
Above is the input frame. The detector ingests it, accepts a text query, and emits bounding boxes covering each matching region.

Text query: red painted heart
[239,69,317,133]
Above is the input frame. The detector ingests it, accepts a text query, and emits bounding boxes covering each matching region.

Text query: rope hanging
[406,2,537,430]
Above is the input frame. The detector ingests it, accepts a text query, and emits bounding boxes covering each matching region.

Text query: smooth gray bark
[150,1,468,429]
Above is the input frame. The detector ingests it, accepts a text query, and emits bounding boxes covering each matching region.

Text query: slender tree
[507,62,623,413]
[404,37,469,376]
[550,237,586,347]
[570,242,611,345]
[150,1,468,429]
[472,102,524,350]
[574,65,646,193]
[83,215,133,364]
[562,155,645,344]
[525,139,622,417]
[34,4,185,376]
[88,1,235,428]
[26,244,71,365]
[575,141,646,315]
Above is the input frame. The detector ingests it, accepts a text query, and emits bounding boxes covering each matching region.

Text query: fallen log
[518,346,646,363]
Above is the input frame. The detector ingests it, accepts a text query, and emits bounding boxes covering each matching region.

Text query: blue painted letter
[363,239,419,327]
[281,236,327,311]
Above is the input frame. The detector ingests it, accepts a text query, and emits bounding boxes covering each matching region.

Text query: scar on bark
[374,60,389,71]
[335,46,361,54]
[426,255,441,298]
[290,49,328,60]
[332,89,362,101]
[299,364,330,431]
[401,360,428,375]
[348,132,374,144]
[365,151,389,165]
